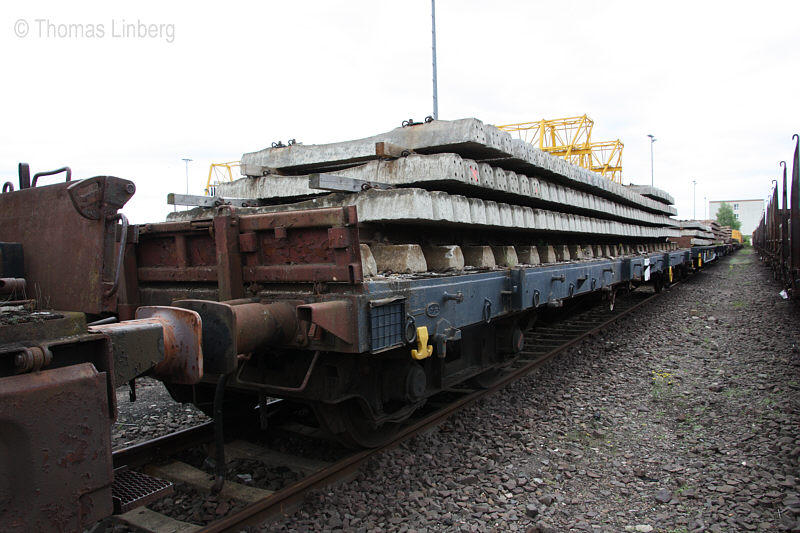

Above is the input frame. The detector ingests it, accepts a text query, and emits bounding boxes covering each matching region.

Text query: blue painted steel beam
[358,248,731,354]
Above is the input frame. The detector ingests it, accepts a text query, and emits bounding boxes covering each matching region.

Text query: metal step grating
[112,467,174,514]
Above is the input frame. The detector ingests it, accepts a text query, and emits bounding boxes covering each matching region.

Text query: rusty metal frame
[0,176,134,314]
[753,135,800,297]
[132,206,363,293]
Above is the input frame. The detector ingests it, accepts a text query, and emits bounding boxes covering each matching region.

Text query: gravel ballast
[264,248,800,532]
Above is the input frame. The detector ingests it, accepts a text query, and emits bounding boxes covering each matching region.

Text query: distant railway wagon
[753,135,800,298]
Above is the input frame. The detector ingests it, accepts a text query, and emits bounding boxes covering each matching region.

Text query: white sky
[3,1,799,223]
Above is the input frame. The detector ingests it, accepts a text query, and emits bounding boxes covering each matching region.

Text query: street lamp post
[693,179,697,219]
[182,158,192,211]
[647,134,656,187]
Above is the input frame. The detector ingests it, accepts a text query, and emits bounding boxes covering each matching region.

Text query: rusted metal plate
[213,210,244,300]
[134,206,363,289]
[297,300,355,344]
[89,307,203,386]
[0,177,133,314]
[0,363,114,532]
[136,306,203,385]
[88,318,163,386]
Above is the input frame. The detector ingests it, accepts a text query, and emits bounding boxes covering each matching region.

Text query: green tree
[715,202,741,230]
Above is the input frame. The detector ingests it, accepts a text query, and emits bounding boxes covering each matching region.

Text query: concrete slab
[529,177,541,198]
[523,207,536,229]
[360,244,377,277]
[557,185,567,204]
[537,245,557,263]
[478,163,495,188]
[468,198,487,225]
[422,245,465,271]
[430,191,454,221]
[516,245,540,265]
[396,153,468,185]
[493,167,508,191]
[544,211,556,231]
[626,184,675,205]
[463,159,481,186]
[485,201,502,226]
[236,116,681,217]
[241,118,492,175]
[519,175,531,196]
[451,195,472,223]
[197,176,681,247]
[217,175,317,200]
[355,189,433,223]
[539,181,551,202]
[492,245,518,267]
[554,245,570,262]
[371,244,428,273]
[506,171,521,194]
[512,205,526,228]
[567,244,580,260]
[499,203,514,227]
[462,246,496,268]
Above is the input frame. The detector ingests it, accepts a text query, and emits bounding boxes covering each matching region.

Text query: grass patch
[651,370,675,401]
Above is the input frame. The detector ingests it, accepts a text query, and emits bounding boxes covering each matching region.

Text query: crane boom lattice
[205,161,240,196]
[497,114,624,183]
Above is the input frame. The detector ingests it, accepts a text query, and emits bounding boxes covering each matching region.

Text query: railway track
[100,284,663,533]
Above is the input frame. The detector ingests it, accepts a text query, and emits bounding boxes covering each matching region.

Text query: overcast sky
[3,1,799,224]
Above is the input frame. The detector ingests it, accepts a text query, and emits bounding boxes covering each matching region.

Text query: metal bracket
[308,173,394,193]
[167,193,263,208]
[442,291,463,303]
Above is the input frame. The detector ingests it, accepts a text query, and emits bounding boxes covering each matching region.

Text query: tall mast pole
[432,0,438,120]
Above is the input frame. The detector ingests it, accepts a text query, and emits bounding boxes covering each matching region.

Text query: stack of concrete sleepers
[719,225,733,243]
[698,220,726,243]
[669,221,715,247]
[173,118,683,275]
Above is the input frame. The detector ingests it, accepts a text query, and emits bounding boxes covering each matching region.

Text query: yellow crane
[496,115,624,183]
[204,161,240,196]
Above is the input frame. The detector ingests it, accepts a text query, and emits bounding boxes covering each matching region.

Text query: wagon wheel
[312,400,403,448]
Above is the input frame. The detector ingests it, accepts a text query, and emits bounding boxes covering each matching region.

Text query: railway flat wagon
[0,118,736,531]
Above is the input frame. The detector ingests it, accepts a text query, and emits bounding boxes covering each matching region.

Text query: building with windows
[708,199,764,236]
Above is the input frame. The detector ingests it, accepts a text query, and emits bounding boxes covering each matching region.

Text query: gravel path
[264,248,800,533]
[112,378,209,450]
